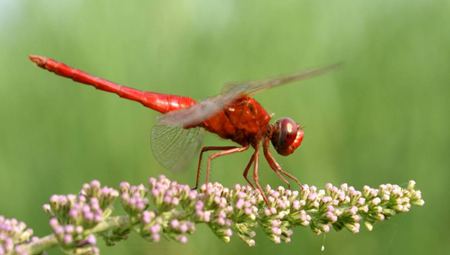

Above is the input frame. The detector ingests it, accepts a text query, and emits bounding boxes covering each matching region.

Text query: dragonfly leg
[242,153,256,189]
[263,138,302,188]
[251,146,269,205]
[194,145,250,189]
[193,146,239,190]
[263,138,294,188]
[205,145,249,184]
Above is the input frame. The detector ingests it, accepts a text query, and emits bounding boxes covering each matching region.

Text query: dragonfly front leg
[194,145,249,189]
[263,138,293,188]
[263,138,301,188]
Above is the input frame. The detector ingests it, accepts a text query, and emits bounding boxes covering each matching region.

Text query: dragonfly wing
[157,63,340,128]
[151,125,204,171]
[157,84,248,127]
[223,63,341,95]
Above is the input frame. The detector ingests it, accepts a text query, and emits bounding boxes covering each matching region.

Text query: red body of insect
[29,55,337,204]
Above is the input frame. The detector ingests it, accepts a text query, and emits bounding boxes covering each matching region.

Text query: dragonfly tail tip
[29,55,47,67]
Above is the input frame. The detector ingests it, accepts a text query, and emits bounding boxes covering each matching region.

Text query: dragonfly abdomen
[29,55,196,114]
[141,92,197,113]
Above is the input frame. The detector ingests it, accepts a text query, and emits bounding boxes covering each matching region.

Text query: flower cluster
[0,216,35,255]
[120,182,148,216]
[42,180,118,254]
[2,176,424,254]
[139,176,424,246]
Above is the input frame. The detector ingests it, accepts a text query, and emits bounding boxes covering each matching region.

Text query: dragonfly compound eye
[271,117,304,156]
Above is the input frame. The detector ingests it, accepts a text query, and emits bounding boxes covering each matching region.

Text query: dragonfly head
[270,117,304,156]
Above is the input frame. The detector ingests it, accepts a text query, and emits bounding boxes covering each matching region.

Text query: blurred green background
[0,0,448,254]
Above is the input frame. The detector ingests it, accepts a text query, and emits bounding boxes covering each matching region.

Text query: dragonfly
[29,55,338,204]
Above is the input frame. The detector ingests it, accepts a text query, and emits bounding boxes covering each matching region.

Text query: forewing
[157,63,340,127]
[223,63,341,95]
[151,125,204,172]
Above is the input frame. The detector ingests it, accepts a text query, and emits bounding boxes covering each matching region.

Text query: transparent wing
[151,124,204,172]
[222,63,341,94]
[158,63,340,127]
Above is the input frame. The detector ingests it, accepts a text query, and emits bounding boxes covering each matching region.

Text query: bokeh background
[0,0,448,254]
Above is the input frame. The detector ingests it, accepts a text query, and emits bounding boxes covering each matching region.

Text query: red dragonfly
[29,55,338,203]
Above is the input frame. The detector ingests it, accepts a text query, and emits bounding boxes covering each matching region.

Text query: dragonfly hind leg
[251,146,269,204]
[242,153,256,189]
[193,145,249,189]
